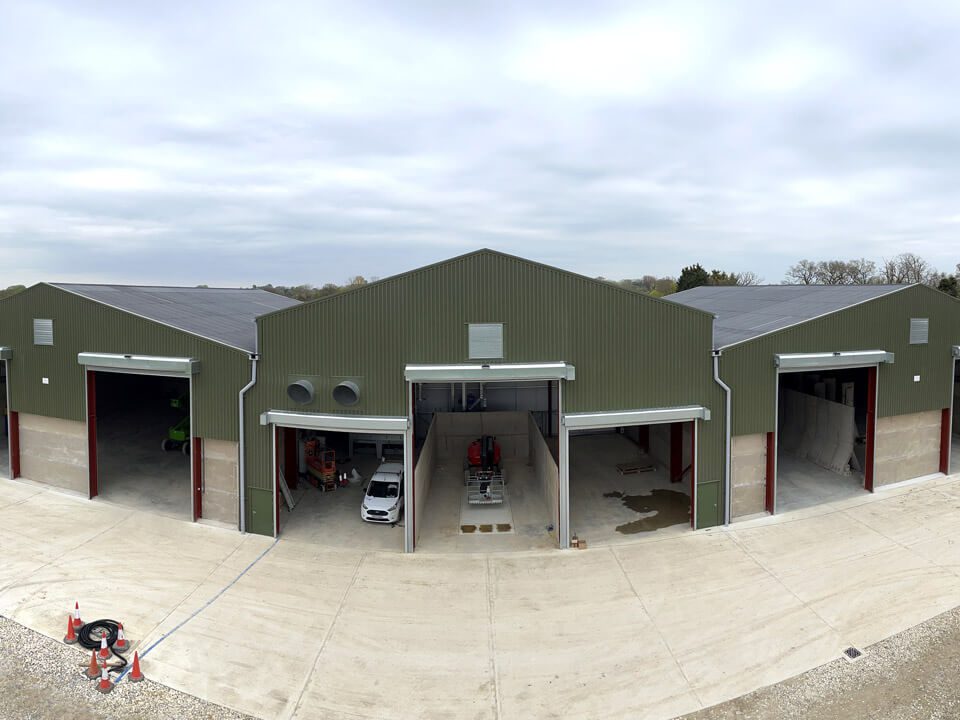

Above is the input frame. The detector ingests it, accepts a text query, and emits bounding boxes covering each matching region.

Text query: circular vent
[286,379,315,405]
[333,380,360,407]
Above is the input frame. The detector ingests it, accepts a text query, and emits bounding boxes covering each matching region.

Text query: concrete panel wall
[731,433,766,519]
[528,413,559,543]
[413,420,438,546]
[432,411,529,462]
[202,439,239,526]
[19,413,88,494]
[874,410,942,487]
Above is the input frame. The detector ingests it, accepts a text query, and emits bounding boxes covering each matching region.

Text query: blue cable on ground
[113,537,280,683]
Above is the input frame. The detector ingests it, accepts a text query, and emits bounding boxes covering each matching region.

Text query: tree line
[603,252,960,298]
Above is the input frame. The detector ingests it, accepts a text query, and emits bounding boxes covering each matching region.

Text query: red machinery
[467,435,501,470]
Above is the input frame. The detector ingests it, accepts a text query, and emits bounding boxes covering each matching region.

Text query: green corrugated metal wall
[244,250,726,535]
[721,285,960,436]
[0,284,250,440]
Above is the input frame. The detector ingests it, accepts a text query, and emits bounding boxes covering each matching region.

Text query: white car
[361,463,404,524]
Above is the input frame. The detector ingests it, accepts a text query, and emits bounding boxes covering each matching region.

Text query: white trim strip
[78,352,200,375]
[774,350,894,371]
[404,362,575,382]
[259,410,408,433]
[564,405,711,430]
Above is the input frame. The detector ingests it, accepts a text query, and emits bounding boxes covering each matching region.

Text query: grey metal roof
[50,284,300,352]
[668,284,909,349]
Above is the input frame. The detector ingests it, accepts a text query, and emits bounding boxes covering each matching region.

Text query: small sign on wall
[42,377,49,385]
[913,375,921,383]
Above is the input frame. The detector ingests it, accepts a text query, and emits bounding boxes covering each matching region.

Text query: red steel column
[283,428,298,489]
[670,423,683,482]
[865,367,877,492]
[86,371,98,498]
[941,408,951,475]
[192,437,203,521]
[9,410,19,479]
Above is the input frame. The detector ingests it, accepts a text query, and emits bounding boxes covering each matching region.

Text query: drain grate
[842,646,864,662]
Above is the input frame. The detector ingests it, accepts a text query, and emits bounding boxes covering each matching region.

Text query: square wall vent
[909,318,929,345]
[33,319,53,346]
[468,323,503,359]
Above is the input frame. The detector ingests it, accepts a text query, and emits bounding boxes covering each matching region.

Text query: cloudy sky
[1,1,959,288]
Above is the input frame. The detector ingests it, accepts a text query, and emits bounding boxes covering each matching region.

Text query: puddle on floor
[603,489,690,533]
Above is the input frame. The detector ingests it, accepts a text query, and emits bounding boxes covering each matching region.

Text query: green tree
[0,285,25,300]
[937,274,959,297]
[677,264,710,292]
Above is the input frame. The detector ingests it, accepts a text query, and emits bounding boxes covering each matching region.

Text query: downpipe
[238,353,258,533]
[713,351,732,525]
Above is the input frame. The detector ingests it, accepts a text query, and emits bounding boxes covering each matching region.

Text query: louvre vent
[909,318,929,345]
[33,319,53,346]
[468,323,503,359]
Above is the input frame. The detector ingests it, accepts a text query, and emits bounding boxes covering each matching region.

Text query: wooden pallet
[616,463,655,475]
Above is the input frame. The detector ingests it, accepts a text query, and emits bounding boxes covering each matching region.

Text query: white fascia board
[774,350,894,371]
[404,362,575,382]
[564,405,711,430]
[0,346,11,360]
[260,410,408,434]
[78,352,199,375]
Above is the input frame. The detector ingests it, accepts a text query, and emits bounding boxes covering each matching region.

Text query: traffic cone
[73,601,83,630]
[64,615,77,644]
[128,651,144,683]
[114,623,129,653]
[85,650,101,679]
[95,665,113,694]
[98,633,110,661]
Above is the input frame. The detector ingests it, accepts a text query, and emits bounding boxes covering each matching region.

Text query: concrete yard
[4,469,960,719]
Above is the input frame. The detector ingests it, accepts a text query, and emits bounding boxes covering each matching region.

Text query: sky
[1,1,959,289]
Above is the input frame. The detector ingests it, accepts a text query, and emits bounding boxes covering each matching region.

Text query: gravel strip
[679,604,960,720]
[0,615,258,720]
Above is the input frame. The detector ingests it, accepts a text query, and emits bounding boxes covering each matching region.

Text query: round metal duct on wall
[287,379,315,405]
[333,380,360,407]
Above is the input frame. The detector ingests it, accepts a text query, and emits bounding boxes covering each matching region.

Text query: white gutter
[237,353,258,533]
[713,351,732,525]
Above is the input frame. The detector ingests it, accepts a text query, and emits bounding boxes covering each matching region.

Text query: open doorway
[92,372,192,519]
[412,381,560,552]
[274,426,405,550]
[569,421,694,547]
[775,367,874,513]
[0,360,8,478]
